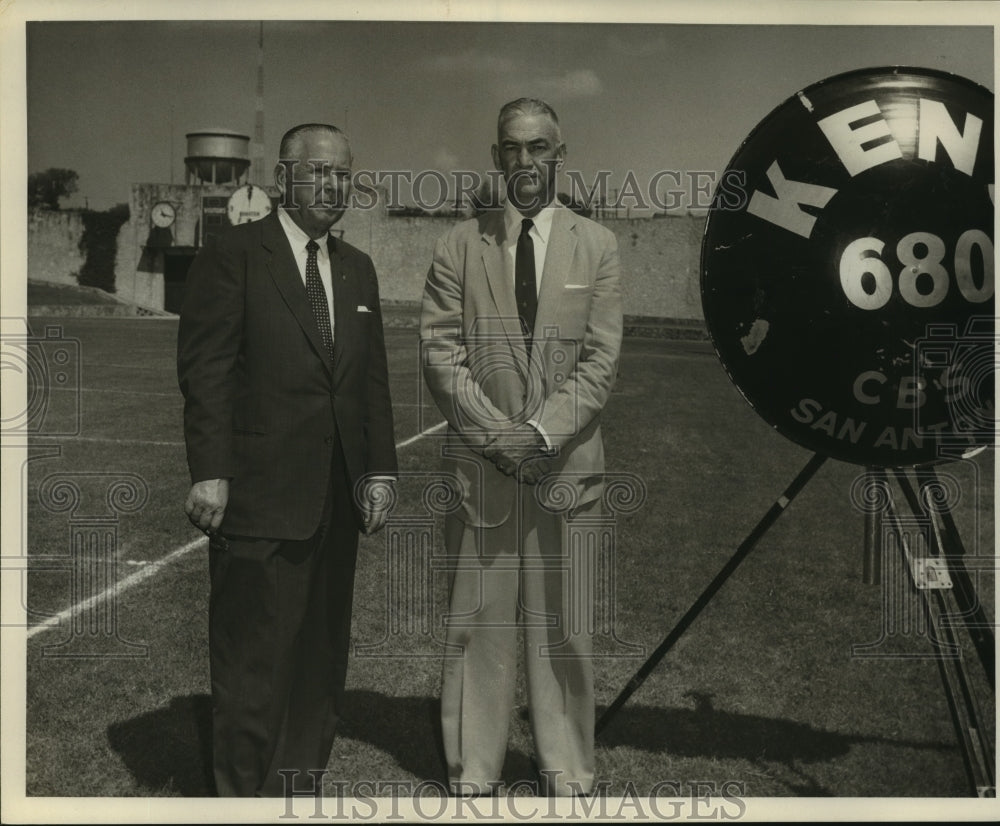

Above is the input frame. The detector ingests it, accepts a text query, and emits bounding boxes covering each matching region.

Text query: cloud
[533,68,603,100]
[420,49,602,100]
[607,32,669,57]
[419,48,518,74]
[433,148,461,171]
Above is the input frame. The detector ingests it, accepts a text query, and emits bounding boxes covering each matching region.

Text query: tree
[78,203,130,293]
[28,168,79,209]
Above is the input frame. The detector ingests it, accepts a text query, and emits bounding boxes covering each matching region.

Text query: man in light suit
[420,98,623,796]
[177,123,397,797]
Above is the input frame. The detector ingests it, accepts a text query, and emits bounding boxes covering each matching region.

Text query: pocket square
[564,284,591,290]
[357,305,372,312]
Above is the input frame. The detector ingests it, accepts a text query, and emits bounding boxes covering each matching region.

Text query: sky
[19,7,995,213]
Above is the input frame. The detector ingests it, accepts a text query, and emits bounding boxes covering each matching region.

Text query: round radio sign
[702,67,994,467]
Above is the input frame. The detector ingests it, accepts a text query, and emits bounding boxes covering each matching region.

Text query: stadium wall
[28,209,86,287]
[28,204,709,321]
[320,207,708,321]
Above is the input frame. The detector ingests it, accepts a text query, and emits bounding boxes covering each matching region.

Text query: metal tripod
[595,451,995,797]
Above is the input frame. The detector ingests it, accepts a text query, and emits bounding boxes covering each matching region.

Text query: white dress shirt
[502,198,556,296]
[278,208,335,333]
[501,198,559,454]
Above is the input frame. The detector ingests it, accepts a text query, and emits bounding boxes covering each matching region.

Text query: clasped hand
[483,424,551,484]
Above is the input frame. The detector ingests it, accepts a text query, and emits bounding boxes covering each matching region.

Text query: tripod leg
[595,451,827,737]
[883,494,995,796]
[892,467,995,690]
[863,466,886,586]
[917,464,995,691]
[928,589,996,797]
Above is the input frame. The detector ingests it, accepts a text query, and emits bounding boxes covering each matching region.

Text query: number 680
[839,230,993,310]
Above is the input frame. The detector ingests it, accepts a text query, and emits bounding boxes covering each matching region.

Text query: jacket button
[324,435,333,445]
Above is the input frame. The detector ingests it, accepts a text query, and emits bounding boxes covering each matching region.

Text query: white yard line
[396,418,446,448]
[25,537,205,639]
[91,363,177,370]
[48,387,182,397]
[58,436,186,446]
[25,418,449,639]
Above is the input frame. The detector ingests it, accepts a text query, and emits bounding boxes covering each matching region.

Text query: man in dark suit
[177,123,397,797]
[421,99,623,796]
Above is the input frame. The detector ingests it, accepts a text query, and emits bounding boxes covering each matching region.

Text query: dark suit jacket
[177,211,397,540]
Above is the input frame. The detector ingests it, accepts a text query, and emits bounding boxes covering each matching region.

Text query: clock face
[228,184,273,225]
[151,201,176,228]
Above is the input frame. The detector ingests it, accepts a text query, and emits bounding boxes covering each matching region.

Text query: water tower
[184,129,251,185]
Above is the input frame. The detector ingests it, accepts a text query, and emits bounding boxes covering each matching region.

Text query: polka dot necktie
[305,239,334,359]
[515,218,537,354]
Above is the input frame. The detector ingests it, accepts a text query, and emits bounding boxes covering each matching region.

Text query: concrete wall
[115,182,264,310]
[29,188,709,321]
[340,209,446,307]
[28,209,85,286]
[339,207,708,321]
[128,182,241,251]
[610,214,706,320]
[113,219,139,305]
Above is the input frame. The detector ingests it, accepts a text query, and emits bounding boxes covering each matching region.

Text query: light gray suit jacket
[420,203,623,527]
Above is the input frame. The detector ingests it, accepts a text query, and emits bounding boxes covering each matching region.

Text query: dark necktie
[515,218,537,351]
[305,239,334,359]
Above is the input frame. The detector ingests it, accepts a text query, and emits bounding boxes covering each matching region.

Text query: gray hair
[278,123,348,160]
[497,98,561,142]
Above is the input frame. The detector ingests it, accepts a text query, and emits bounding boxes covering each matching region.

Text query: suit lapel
[533,205,576,340]
[480,213,529,379]
[261,212,334,375]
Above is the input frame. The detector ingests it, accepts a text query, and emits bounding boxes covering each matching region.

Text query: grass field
[16,312,996,803]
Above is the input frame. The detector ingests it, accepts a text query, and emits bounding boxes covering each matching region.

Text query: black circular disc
[702,66,994,467]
